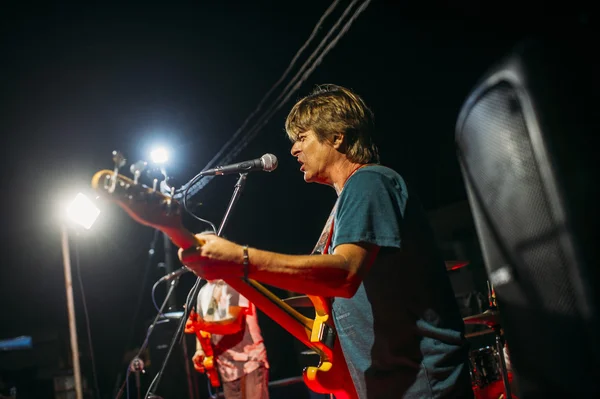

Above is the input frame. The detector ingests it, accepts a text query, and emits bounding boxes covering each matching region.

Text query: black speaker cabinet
[455,33,599,397]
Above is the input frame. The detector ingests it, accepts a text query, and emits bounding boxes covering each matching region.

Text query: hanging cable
[173,0,351,199]
[176,0,372,201]
[202,0,371,170]
[194,0,343,172]
[171,0,342,167]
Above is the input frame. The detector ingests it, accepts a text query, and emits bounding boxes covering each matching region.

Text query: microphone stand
[154,169,196,399]
[218,173,247,235]
[146,172,249,399]
[115,282,178,399]
[130,358,144,399]
[161,233,179,311]
[157,172,179,312]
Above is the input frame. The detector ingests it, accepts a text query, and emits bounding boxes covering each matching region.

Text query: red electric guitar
[91,169,357,399]
[184,310,221,387]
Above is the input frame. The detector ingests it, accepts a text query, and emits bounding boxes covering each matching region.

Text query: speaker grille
[458,81,576,315]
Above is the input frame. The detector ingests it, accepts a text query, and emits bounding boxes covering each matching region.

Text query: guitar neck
[196,332,214,357]
[92,170,355,398]
[162,226,329,356]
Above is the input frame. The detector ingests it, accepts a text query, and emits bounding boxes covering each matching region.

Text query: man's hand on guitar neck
[181,233,246,280]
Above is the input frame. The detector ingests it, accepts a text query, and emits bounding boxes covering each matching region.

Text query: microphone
[159,266,191,282]
[200,154,278,176]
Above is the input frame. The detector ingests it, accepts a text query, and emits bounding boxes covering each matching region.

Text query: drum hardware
[464,281,513,399]
[463,309,500,328]
[465,329,495,339]
[470,346,501,388]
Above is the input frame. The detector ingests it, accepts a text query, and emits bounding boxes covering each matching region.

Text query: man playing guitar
[186,279,269,399]
[177,85,473,398]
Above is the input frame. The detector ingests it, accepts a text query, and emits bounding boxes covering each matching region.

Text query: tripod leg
[494,331,512,399]
[135,372,141,399]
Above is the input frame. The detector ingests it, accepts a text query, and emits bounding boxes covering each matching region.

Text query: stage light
[150,147,169,164]
[66,193,100,230]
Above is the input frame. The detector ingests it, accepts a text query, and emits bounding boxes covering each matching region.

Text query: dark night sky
[0,1,594,397]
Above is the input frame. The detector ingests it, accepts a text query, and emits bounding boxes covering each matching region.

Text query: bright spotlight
[66,193,100,230]
[150,147,169,164]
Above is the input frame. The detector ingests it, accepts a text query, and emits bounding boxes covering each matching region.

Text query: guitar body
[302,336,355,399]
[91,169,358,399]
[212,280,358,399]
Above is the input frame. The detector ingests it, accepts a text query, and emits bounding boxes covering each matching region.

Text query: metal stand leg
[493,327,512,399]
[181,333,198,399]
[61,224,84,399]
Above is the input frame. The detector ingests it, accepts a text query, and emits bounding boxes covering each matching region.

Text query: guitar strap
[312,199,338,256]
[312,164,370,256]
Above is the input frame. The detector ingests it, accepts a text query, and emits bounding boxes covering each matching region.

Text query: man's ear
[332,133,345,149]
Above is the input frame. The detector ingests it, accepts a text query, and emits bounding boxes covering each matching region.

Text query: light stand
[62,192,100,399]
[60,224,84,399]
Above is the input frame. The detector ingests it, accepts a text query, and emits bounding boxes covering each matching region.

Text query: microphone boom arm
[218,172,248,235]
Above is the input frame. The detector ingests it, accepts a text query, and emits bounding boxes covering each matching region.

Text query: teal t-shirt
[329,165,472,398]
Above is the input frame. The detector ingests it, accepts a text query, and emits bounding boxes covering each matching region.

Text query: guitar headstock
[91,169,183,231]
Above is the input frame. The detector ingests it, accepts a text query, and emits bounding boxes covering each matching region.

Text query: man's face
[290,129,337,184]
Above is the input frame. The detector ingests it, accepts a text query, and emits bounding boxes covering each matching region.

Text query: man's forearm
[247,248,362,298]
[178,235,376,297]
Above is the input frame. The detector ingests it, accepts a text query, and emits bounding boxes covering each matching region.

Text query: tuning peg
[145,166,165,182]
[165,175,178,188]
[144,166,165,191]
[165,176,180,195]
[130,160,148,184]
[109,151,127,194]
[112,150,127,169]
